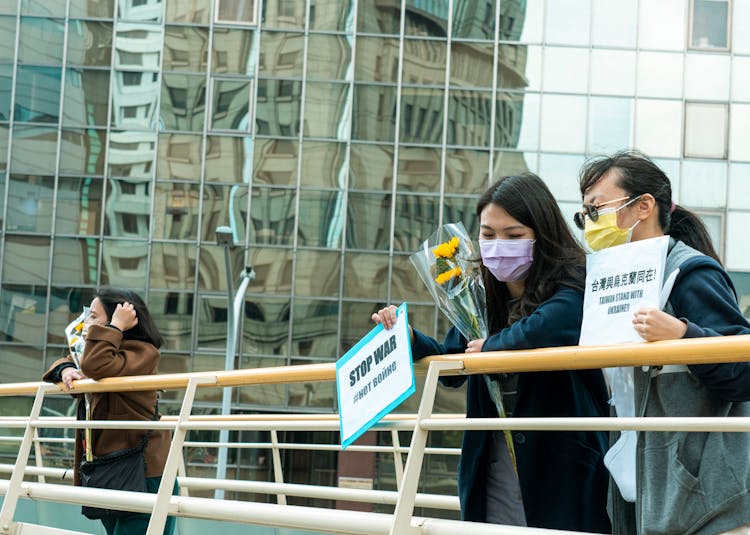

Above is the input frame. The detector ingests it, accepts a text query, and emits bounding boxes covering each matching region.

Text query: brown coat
[43,324,170,485]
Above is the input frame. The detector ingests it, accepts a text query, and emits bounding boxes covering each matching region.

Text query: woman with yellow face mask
[576,150,750,535]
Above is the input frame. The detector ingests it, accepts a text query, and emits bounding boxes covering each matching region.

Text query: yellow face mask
[583,206,640,252]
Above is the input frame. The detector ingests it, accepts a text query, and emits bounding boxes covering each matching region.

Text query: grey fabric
[484,431,527,526]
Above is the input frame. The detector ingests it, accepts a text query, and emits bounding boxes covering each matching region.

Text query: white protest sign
[579,235,669,346]
[336,302,415,449]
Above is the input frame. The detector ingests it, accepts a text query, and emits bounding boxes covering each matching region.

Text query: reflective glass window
[19,17,65,65]
[263,0,305,29]
[291,298,339,359]
[519,0,543,43]
[306,34,351,82]
[636,52,684,99]
[538,153,587,202]
[357,2,401,35]
[404,0,447,37]
[0,283,49,345]
[200,184,248,242]
[734,1,750,54]
[498,44,529,90]
[495,91,527,150]
[67,21,113,67]
[294,250,341,297]
[150,243,197,288]
[494,150,536,178]
[728,163,750,209]
[732,57,750,102]
[156,133,202,180]
[62,69,110,127]
[443,195,479,237]
[14,65,61,123]
[253,137,298,186]
[727,212,750,270]
[542,47,588,94]
[447,89,492,147]
[52,238,100,285]
[0,16,15,62]
[401,87,445,145]
[590,50,636,96]
[166,0,210,25]
[152,182,201,240]
[346,191,391,251]
[108,131,156,179]
[104,179,152,238]
[729,104,750,162]
[391,253,433,303]
[212,27,255,75]
[163,26,209,73]
[100,238,148,286]
[402,38,447,86]
[340,301,382,351]
[60,128,108,175]
[588,97,633,154]
[10,125,58,174]
[591,0,637,48]
[204,134,252,183]
[349,143,393,190]
[343,252,389,300]
[70,0,115,18]
[160,73,207,132]
[249,186,296,245]
[216,0,257,25]
[149,294,194,354]
[352,84,397,142]
[638,0,686,51]
[685,54,730,101]
[304,82,350,140]
[6,174,54,232]
[194,295,229,350]
[684,102,727,159]
[55,176,104,235]
[297,190,344,248]
[255,79,301,136]
[300,141,346,188]
[2,236,51,283]
[354,36,399,83]
[690,0,729,49]
[545,0,591,46]
[444,148,489,195]
[0,125,7,169]
[116,0,163,23]
[112,71,160,130]
[449,41,493,89]
[634,99,682,158]
[452,1,495,40]
[211,79,252,132]
[238,295,292,356]
[310,0,353,32]
[681,161,727,208]
[259,31,304,78]
[114,23,162,70]
[247,246,293,294]
[0,65,11,120]
[539,94,587,153]
[396,145,441,193]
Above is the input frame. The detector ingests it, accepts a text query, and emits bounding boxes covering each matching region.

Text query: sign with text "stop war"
[336,302,415,449]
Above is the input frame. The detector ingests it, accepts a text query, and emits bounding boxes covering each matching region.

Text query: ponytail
[669,205,721,265]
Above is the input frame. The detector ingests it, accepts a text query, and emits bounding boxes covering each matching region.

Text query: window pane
[14,66,61,123]
[402,87,447,145]
[63,69,110,127]
[100,239,148,287]
[402,38,447,86]
[291,299,339,360]
[252,138,297,186]
[2,237,51,283]
[70,0,115,18]
[346,192,391,251]
[636,52,684,99]
[201,184,247,242]
[352,84,396,142]
[157,133,202,180]
[691,0,728,49]
[149,292,194,353]
[294,251,340,297]
[734,1,750,54]
[0,66,9,121]
[307,34,351,81]
[166,0,211,25]
[112,71,159,129]
[7,175,54,232]
[300,141,346,188]
[393,193,441,252]
[392,254,434,303]
[10,126,58,174]
[249,186,296,245]
[542,47,588,94]
[349,143,393,190]
[18,17,64,65]
[357,1,400,34]
[67,21,113,67]
[204,134,252,183]
[247,246,293,294]
[163,26,209,73]
[160,73,207,132]
[104,179,151,238]
[588,97,632,154]
[211,79,251,132]
[545,0,591,46]
[684,102,727,159]
[0,284,49,344]
[727,212,750,271]
[311,0,353,31]
[0,16,16,62]
[262,0,305,30]
[297,190,343,248]
[730,104,750,162]
[216,0,257,24]
[52,238,100,285]
[396,145,440,193]
[152,182,201,240]
[0,125,7,169]
[685,54,730,100]
[355,37,400,83]
[304,82,350,140]
[150,243,196,288]
[634,99,682,158]
[212,28,255,75]
[445,148,489,195]
[638,0,686,51]
[538,153,586,202]
[443,194,479,236]
[450,41,493,89]
[343,252,388,300]
[681,161,727,208]
[108,131,156,179]
[452,1,495,40]
[590,50,635,96]
[591,0,637,48]
[56,177,105,235]
[259,31,303,77]
[60,128,108,175]
[728,163,750,209]
[113,23,162,68]
[539,94,587,153]
[732,57,750,102]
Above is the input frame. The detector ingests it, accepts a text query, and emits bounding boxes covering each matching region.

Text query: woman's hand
[632,307,687,342]
[371,305,398,330]
[465,338,486,353]
[61,367,87,390]
[110,302,138,332]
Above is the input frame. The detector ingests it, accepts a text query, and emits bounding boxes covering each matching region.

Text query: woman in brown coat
[43,287,174,535]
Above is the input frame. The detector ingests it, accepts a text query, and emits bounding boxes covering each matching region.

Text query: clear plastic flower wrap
[65,308,93,461]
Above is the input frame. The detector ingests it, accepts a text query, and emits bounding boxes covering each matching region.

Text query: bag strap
[136,400,160,450]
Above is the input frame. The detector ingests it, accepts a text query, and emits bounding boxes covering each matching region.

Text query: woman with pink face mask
[372,173,611,532]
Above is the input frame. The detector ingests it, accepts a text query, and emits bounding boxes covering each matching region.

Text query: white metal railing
[1,335,749,535]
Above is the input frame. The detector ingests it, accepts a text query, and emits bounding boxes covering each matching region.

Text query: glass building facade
[1,0,750,509]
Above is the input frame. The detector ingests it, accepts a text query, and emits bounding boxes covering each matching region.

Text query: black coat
[412,285,611,532]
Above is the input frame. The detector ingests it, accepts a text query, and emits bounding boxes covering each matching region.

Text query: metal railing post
[270,430,287,505]
[391,430,404,491]
[0,384,55,534]
[146,376,213,535]
[389,361,463,535]
[32,429,46,484]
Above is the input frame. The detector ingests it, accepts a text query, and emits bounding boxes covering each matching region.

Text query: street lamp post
[214,226,255,499]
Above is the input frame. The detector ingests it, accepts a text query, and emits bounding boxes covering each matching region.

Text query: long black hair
[477,173,586,331]
[95,287,164,348]
[579,150,721,263]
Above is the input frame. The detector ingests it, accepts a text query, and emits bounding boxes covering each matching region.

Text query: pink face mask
[479,238,535,282]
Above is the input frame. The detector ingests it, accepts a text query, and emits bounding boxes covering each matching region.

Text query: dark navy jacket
[412,286,611,532]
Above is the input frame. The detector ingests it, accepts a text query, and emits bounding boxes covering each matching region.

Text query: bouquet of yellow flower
[410,222,516,471]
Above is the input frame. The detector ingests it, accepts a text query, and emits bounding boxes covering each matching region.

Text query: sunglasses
[573,195,636,230]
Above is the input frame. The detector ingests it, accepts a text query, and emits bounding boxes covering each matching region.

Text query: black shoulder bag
[79,404,159,519]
